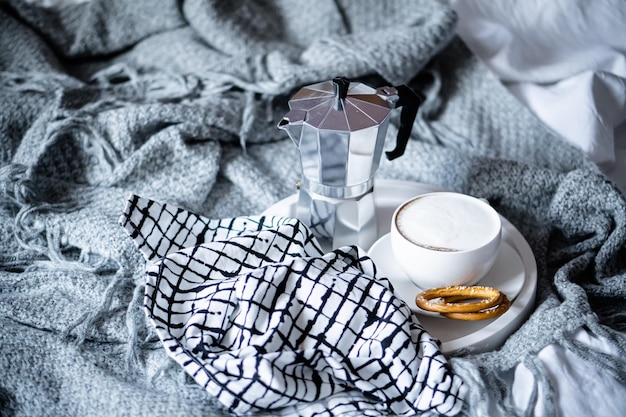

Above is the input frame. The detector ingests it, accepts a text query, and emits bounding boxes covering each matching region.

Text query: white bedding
[445,0,626,195]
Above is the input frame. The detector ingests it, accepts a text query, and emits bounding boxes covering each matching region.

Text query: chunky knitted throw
[1,0,625,416]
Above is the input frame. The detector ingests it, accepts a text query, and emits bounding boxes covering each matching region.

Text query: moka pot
[278,76,422,249]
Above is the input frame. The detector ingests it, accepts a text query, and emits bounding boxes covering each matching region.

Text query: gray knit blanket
[1,0,625,416]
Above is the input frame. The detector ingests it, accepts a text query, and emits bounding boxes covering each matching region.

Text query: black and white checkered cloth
[120,195,466,416]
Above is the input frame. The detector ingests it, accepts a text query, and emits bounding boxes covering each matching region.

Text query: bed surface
[1,1,625,416]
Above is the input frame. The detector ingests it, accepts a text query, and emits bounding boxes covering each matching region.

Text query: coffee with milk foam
[395,194,499,252]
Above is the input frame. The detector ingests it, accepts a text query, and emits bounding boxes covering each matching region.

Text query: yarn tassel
[238,89,256,152]
[125,281,147,371]
[62,269,130,344]
[563,323,626,384]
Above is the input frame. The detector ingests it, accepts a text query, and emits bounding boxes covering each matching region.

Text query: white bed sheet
[444,0,626,195]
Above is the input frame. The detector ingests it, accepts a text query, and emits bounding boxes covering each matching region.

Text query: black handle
[385,85,423,160]
[332,76,350,111]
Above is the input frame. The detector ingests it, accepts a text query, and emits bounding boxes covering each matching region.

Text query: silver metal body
[279,78,399,249]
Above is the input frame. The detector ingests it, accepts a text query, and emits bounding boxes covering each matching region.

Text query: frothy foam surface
[396,194,499,251]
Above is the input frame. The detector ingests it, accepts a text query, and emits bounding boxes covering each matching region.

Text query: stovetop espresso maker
[278,76,422,249]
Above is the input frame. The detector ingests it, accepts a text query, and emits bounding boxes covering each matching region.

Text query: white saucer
[263,179,537,354]
[368,235,525,317]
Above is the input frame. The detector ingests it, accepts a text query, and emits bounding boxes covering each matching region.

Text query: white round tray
[263,179,537,354]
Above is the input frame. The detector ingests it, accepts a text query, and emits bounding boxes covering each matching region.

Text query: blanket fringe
[565,323,626,384]
[61,270,129,342]
[0,164,55,269]
[125,281,147,371]
[0,70,82,93]
[2,157,147,375]
[0,166,141,364]
[238,89,256,152]
[0,164,38,206]
[522,356,556,417]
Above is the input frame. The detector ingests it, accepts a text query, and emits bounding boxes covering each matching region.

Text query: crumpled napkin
[120,195,466,416]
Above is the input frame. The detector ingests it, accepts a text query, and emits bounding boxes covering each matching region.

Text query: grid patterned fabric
[120,195,466,416]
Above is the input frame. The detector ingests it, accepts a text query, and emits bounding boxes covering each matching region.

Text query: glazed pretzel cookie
[415,285,511,321]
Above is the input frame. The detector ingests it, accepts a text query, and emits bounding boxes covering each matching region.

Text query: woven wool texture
[1,0,625,416]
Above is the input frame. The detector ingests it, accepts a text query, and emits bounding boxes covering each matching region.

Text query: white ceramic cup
[390,192,502,290]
